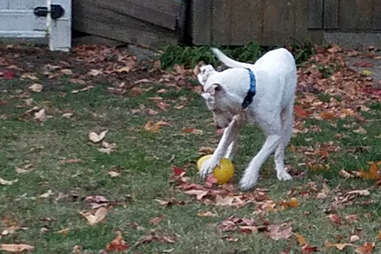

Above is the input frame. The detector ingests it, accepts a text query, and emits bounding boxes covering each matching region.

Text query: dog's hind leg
[240,134,282,190]
[274,104,293,181]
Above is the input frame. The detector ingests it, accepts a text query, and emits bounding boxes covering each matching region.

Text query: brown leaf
[301,244,319,253]
[325,240,353,251]
[144,120,170,133]
[0,244,35,252]
[79,207,108,225]
[183,128,203,135]
[149,216,164,225]
[294,105,310,119]
[34,108,46,122]
[355,242,375,254]
[358,162,380,180]
[28,83,43,92]
[267,223,293,240]
[197,211,218,217]
[88,130,108,143]
[184,189,209,200]
[295,233,307,246]
[106,231,129,252]
[328,214,342,225]
[378,231,381,241]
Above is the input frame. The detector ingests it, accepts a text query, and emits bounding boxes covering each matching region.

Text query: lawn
[0,43,380,254]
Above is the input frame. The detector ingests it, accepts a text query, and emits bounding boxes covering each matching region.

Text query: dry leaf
[350,235,360,243]
[0,177,18,185]
[15,164,33,174]
[328,214,341,225]
[0,244,35,252]
[355,242,375,254]
[60,69,73,75]
[144,120,170,133]
[106,231,129,252]
[88,130,108,143]
[34,108,46,122]
[267,223,293,240]
[183,128,203,135]
[28,83,43,92]
[197,211,218,217]
[80,207,108,225]
[108,171,121,178]
[325,241,353,250]
[39,190,54,198]
[149,216,164,225]
[295,233,307,246]
[62,112,74,118]
[358,162,380,180]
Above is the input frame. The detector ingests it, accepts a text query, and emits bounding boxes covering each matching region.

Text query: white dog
[198,48,297,190]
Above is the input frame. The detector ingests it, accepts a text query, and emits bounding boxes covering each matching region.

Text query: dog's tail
[211,48,253,69]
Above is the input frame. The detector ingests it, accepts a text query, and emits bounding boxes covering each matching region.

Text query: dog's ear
[207,83,224,95]
[198,65,216,86]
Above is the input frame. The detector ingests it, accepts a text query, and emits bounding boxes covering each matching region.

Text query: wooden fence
[72,0,381,48]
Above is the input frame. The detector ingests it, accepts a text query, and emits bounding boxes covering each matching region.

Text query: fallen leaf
[108,171,121,178]
[325,240,353,251]
[34,108,46,122]
[15,164,33,174]
[39,190,54,198]
[197,211,218,217]
[350,235,360,243]
[353,127,367,135]
[295,233,307,246]
[266,223,293,240]
[149,216,164,225]
[0,244,35,252]
[294,105,310,118]
[80,207,108,225]
[88,69,102,76]
[61,69,73,75]
[28,83,43,92]
[319,111,336,120]
[328,214,342,225]
[144,120,170,133]
[184,189,209,200]
[378,231,381,241]
[355,242,375,254]
[0,177,18,185]
[106,231,129,252]
[2,70,15,80]
[88,130,108,143]
[62,112,74,118]
[358,162,380,180]
[183,128,203,135]
[301,244,319,253]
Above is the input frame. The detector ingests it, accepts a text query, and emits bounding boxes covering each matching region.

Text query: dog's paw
[277,170,292,181]
[199,158,219,179]
[239,175,258,191]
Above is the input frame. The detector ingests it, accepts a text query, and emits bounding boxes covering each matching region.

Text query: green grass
[1,69,380,253]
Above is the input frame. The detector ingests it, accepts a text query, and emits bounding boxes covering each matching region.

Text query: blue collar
[241,68,256,109]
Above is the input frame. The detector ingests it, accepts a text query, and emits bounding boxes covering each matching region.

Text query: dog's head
[198,66,238,129]
[197,65,216,86]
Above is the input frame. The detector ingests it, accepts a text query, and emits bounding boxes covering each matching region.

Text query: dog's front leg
[200,115,242,179]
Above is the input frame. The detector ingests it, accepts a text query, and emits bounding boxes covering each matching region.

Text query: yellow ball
[197,155,234,184]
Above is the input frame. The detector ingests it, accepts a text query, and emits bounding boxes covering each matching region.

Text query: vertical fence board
[230,0,263,45]
[191,0,213,44]
[308,0,323,29]
[340,0,373,31]
[324,0,339,29]
[212,0,231,44]
[373,0,381,30]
